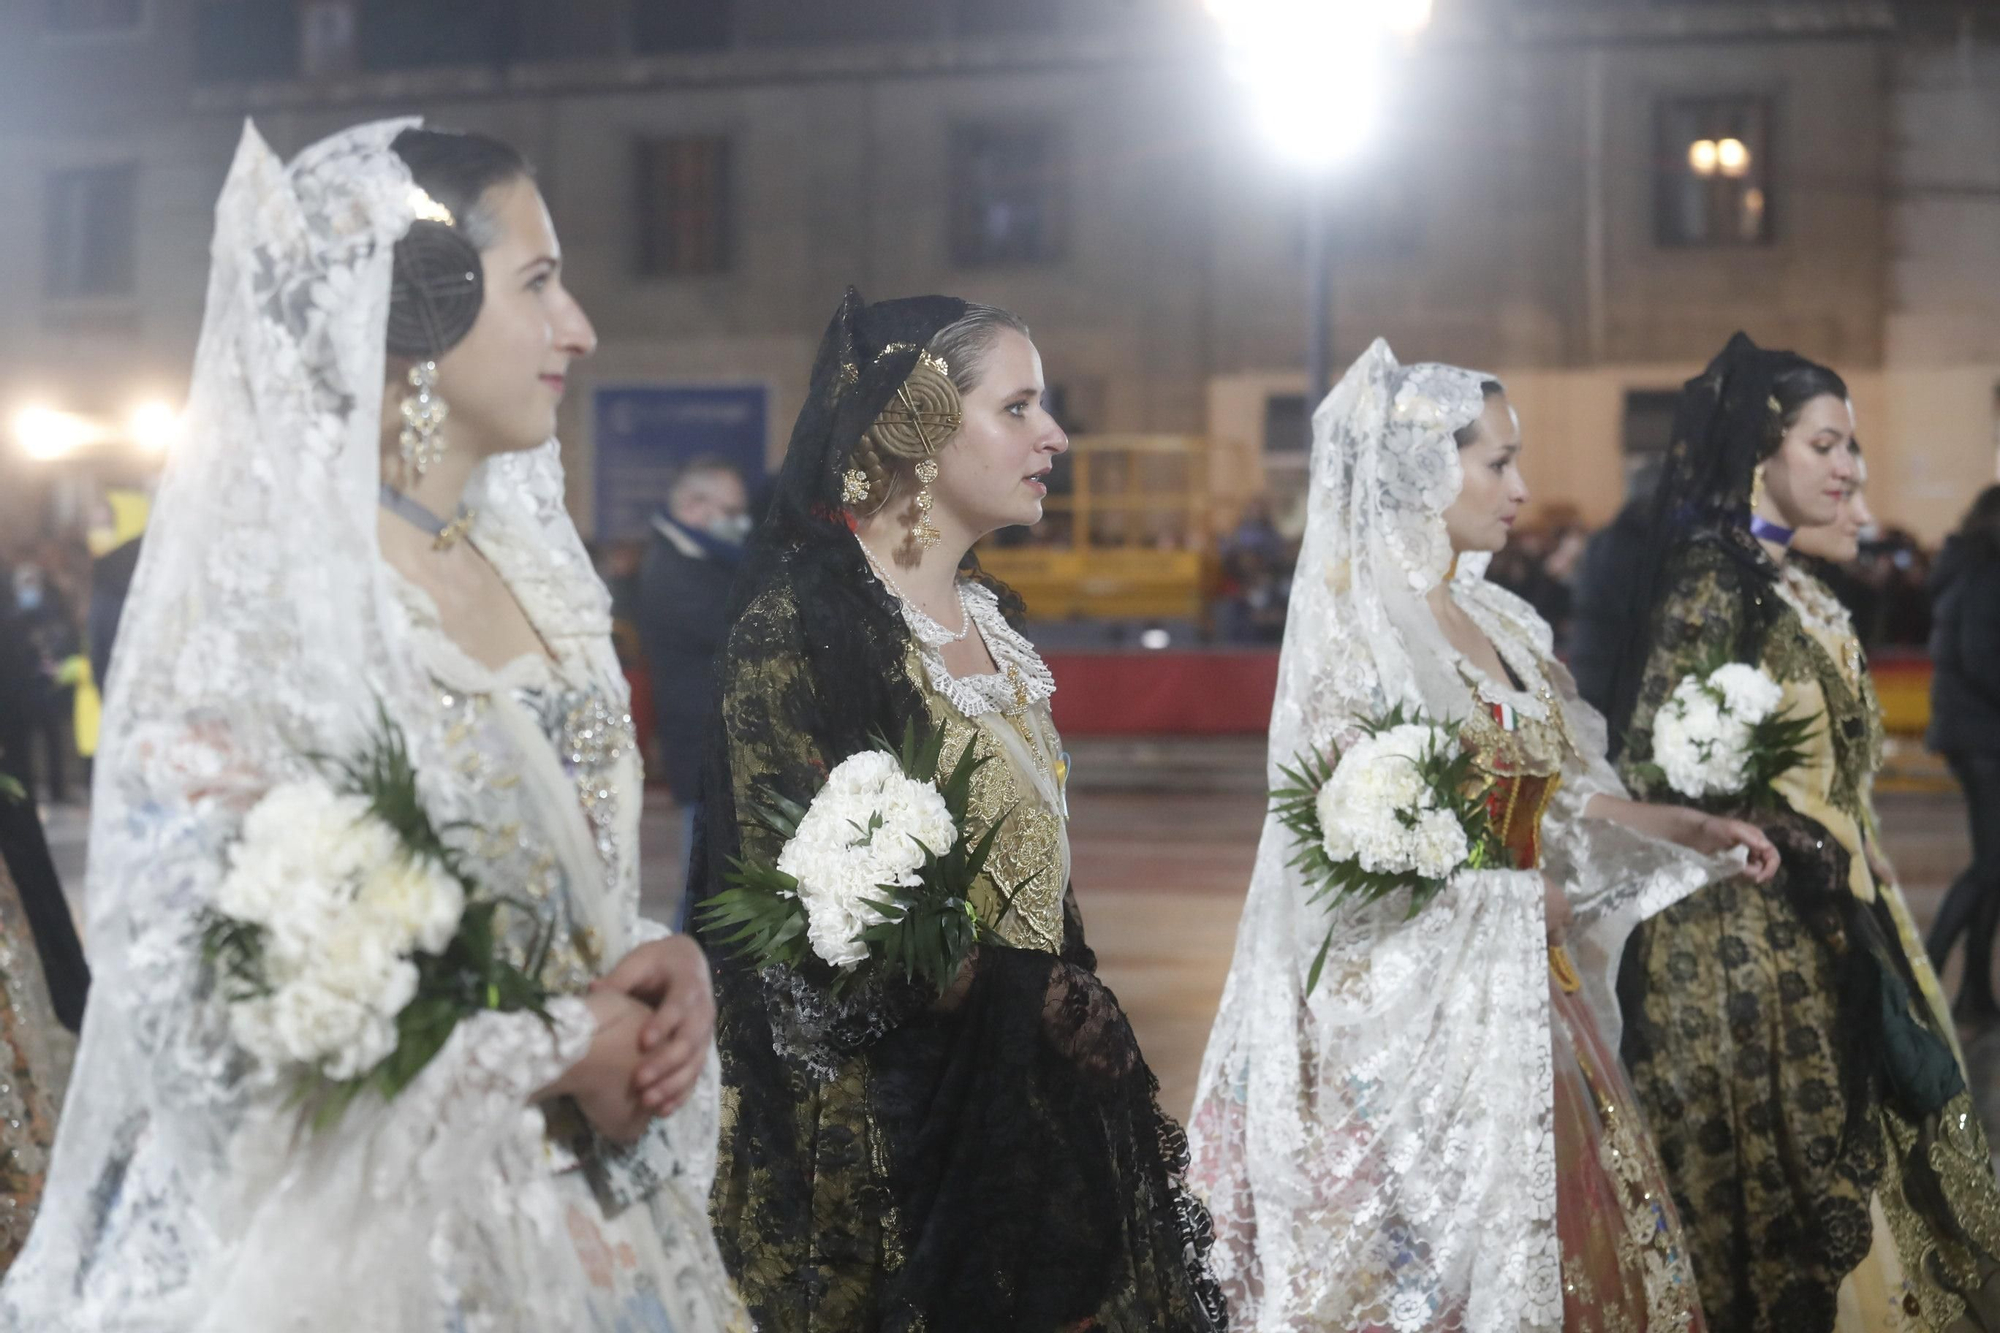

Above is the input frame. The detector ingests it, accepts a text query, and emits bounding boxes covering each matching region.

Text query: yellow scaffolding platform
[976,434,1215,623]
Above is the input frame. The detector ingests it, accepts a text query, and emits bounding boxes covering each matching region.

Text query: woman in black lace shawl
[1608,332,2000,1333]
[689,289,1224,1333]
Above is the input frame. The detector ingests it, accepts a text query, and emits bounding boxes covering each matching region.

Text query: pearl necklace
[857,537,972,642]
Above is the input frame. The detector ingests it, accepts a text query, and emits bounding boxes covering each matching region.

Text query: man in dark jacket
[1568,498,1653,729]
[1925,504,2000,1018]
[636,457,751,919]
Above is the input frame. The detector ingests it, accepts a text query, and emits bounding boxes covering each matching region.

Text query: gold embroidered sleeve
[718,588,829,869]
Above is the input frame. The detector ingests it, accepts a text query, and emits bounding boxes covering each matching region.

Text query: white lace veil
[1190,340,1727,1333]
[3,119,630,1327]
[1273,339,1490,740]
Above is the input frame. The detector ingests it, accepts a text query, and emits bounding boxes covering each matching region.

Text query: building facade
[0,0,1994,547]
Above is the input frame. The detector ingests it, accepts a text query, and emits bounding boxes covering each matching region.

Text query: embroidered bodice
[859,554,1071,954]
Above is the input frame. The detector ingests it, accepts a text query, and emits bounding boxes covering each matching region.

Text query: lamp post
[1303,178,1332,416]
[1205,0,1434,431]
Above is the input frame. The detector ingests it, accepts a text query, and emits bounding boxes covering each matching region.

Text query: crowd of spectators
[1208,488,1938,667]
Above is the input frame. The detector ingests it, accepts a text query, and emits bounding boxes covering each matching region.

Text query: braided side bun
[854,353,961,512]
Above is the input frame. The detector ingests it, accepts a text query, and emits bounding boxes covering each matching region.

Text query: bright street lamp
[1206,0,1434,422]
[129,400,183,455]
[1205,0,1432,169]
[13,406,96,461]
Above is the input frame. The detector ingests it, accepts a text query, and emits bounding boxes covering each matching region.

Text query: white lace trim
[1451,587,1558,722]
[1775,562,1857,642]
[858,541,1056,719]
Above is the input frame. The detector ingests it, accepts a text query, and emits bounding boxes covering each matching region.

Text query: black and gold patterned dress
[1618,534,2000,1333]
[699,572,1223,1333]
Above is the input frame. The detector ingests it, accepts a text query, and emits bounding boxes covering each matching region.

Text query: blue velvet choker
[1748,513,1794,546]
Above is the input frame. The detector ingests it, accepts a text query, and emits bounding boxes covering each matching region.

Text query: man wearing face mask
[10,562,78,806]
[636,456,752,916]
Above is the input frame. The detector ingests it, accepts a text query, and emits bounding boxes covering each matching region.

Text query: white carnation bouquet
[1636,656,1813,809]
[202,710,553,1127]
[700,721,1017,991]
[1272,705,1508,991]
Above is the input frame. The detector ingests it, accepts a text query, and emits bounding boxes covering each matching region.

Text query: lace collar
[1775,562,1855,641]
[1447,589,1558,723]
[858,539,1055,719]
[1775,563,1865,688]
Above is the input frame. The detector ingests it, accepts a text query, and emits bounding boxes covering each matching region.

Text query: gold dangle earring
[912,447,941,551]
[871,349,959,551]
[842,468,870,507]
[1750,462,1767,514]
[399,359,449,478]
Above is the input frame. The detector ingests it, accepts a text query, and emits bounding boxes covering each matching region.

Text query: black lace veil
[688,288,1225,1331]
[1604,331,1824,753]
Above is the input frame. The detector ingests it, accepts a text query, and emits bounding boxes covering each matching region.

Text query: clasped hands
[538,934,716,1146]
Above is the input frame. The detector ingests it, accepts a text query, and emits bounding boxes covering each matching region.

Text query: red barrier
[1044,651,1281,736]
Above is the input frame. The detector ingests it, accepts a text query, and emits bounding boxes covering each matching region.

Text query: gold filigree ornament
[912,459,942,549]
[841,467,870,506]
[871,349,961,550]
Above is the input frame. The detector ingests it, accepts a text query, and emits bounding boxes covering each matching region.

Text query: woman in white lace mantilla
[0,120,747,1331]
[1188,340,1778,1333]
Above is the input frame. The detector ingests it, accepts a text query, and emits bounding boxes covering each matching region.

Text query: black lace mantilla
[691,290,1224,1331]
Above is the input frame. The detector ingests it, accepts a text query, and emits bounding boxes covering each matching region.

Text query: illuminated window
[1655,97,1772,247]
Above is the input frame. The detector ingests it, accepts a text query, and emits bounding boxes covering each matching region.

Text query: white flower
[1708,661,1783,722]
[1409,809,1470,880]
[312,916,418,1013]
[1316,724,1470,880]
[239,782,373,878]
[776,750,959,971]
[266,979,379,1074]
[356,853,466,955]
[1653,663,1784,798]
[215,779,438,1080]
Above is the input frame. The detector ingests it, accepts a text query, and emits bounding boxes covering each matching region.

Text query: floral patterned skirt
[557,1167,751,1333]
[1552,965,1706,1333]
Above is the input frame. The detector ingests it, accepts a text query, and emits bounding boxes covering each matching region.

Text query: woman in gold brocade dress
[1610,333,2000,1333]
[1190,340,1775,1333]
[690,289,1226,1333]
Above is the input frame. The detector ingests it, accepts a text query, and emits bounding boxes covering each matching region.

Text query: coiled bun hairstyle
[847,303,1032,511]
[386,127,533,360]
